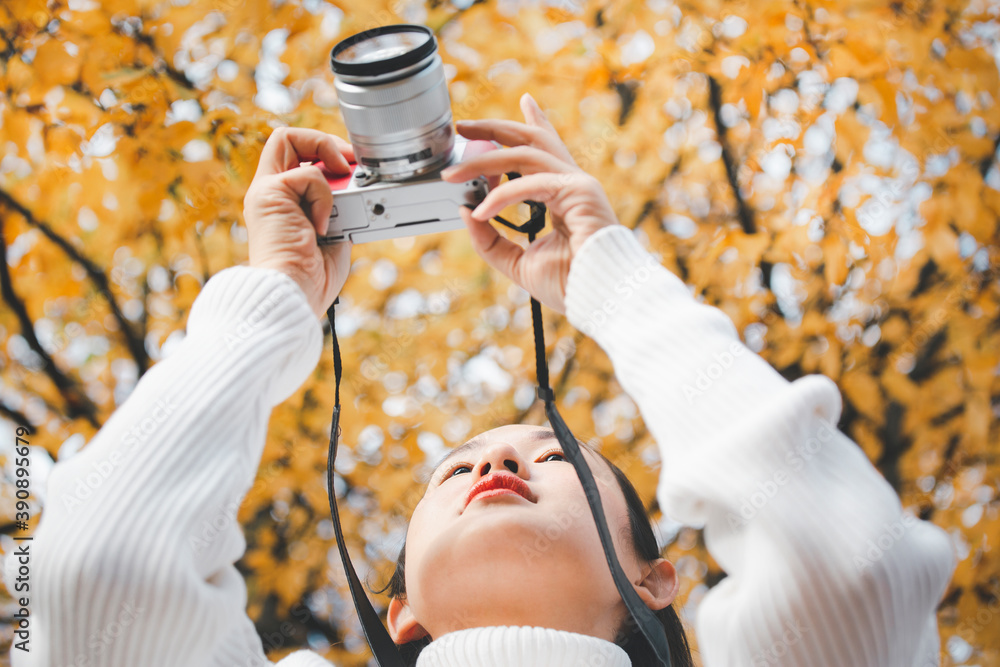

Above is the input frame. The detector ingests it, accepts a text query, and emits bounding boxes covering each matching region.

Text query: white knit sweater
[5,225,955,666]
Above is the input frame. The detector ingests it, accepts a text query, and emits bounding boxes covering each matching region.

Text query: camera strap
[323,179,673,666]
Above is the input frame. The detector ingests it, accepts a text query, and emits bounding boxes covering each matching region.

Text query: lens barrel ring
[330,22,454,181]
[330,24,436,78]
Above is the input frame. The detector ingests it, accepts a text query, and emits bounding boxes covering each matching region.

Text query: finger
[441,145,573,183]
[454,117,576,166]
[460,206,526,286]
[519,93,576,165]
[256,128,353,179]
[307,135,356,174]
[279,165,334,235]
[320,238,353,293]
[469,172,572,222]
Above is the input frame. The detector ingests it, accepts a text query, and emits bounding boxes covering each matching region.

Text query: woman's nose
[473,442,526,478]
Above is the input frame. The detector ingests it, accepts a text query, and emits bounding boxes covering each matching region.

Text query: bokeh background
[1,0,999,664]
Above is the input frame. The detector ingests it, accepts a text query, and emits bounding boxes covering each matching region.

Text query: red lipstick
[465,472,537,509]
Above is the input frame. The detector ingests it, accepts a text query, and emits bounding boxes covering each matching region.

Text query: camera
[317,24,493,245]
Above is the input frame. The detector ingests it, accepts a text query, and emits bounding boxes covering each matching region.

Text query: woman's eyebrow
[430,428,558,477]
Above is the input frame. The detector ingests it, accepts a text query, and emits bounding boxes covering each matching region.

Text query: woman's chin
[430,510,576,569]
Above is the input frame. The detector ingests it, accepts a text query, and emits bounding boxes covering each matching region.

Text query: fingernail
[441,166,457,179]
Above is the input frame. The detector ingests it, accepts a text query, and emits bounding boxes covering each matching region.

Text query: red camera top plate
[313,139,499,192]
[314,160,358,192]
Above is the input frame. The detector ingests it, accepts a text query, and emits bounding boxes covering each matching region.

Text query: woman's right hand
[243,127,355,320]
[440,93,621,314]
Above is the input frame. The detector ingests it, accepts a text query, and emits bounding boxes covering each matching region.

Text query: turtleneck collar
[414,625,631,667]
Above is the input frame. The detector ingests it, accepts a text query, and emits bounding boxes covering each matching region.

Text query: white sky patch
[5,229,39,265]
[26,118,45,164]
[369,258,398,290]
[254,28,296,114]
[534,21,588,57]
[165,99,202,126]
[770,88,799,114]
[717,15,748,38]
[462,354,512,393]
[173,11,226,88]
[216,59,238,82]
[770,262,805,326]
[158,198,176,222]
[721,55,750,79]
[82,123,118,158]
[97,157,118,180]
[592,394,637,438]
[181,139,212,162]
[0,145,32,178]
[761,145,793,181]
[825,77,859,114]
[78,206,98,231]
[385,288,425,319]
[319,4,344,40]
[417,431,447,463]
[620,29,655,66]
[803,113,835,156]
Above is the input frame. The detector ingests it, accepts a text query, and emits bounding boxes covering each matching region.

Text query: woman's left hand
[441,93,620,314]
[243,127,355,320]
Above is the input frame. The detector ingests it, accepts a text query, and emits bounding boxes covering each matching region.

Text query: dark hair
[369,441,695,666]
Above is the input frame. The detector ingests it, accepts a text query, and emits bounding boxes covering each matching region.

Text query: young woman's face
[387,424,676,644]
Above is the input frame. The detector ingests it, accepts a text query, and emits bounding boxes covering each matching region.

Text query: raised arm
[4,127,356,667]
[563,224,956,666]
[444,93,956,667]
[5,265,325,667]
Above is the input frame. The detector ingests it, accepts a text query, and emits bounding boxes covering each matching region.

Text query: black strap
[326,298,406,667]
[324,174,673,666]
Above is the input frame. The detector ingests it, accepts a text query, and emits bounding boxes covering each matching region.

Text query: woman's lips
[465,472,537,509]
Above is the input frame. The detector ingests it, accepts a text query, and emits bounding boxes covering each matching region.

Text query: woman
[10,93,955,667]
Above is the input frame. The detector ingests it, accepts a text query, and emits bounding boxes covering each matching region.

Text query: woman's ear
[633,558,680,611]
[387,596,430,644]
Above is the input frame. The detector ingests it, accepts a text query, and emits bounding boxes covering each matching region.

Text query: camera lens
[330,25,454,182]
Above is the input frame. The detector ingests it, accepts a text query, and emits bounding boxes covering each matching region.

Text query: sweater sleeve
[563,225,957,667]
[4,266,336,667]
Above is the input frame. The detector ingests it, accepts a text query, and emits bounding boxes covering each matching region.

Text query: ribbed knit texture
[415,626,630,667]
[4,226,955,667]
[564,225,956,667]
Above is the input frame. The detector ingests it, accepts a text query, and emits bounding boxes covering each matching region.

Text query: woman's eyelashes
[441,449,566,482]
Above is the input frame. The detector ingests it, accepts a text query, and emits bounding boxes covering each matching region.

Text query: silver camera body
[318,137,488,245]
[320,24,490,245]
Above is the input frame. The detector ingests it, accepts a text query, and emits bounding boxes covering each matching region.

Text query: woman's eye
[449,465,472,478]
[543,452,565,462]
